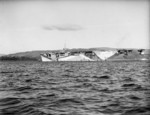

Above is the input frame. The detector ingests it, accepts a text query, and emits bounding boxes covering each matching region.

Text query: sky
[0,0,149,54]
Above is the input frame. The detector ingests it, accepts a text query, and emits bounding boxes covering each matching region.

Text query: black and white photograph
[0,0,150,115]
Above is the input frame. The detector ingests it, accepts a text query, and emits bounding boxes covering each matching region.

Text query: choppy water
[0,61,150,115]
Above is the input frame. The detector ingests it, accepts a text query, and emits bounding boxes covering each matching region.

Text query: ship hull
[40,55,53,62]
[59,54,94,61]
[40,50,117,62]
[40,54,94,62]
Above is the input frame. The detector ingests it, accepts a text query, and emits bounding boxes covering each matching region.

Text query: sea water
[0,61,150,115]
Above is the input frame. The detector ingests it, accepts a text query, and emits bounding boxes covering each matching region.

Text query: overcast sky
[0,0,149,54]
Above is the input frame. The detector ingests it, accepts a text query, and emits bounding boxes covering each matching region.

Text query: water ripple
[0,61,149,115]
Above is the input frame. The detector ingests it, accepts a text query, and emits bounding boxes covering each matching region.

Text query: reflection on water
[0,61,150,115]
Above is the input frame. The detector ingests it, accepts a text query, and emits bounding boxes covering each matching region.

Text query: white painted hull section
[41,54,94,62]
[141,58,148,61]
[94,51,116,60]
[41,55,52,62]
[59,54,94,61]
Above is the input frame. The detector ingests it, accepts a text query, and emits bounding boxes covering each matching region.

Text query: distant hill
[3,47,116,60]
[0,48,149,61]
[0,54,5,57]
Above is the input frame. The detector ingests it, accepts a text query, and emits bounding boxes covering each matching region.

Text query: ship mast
[63,40,67,51]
